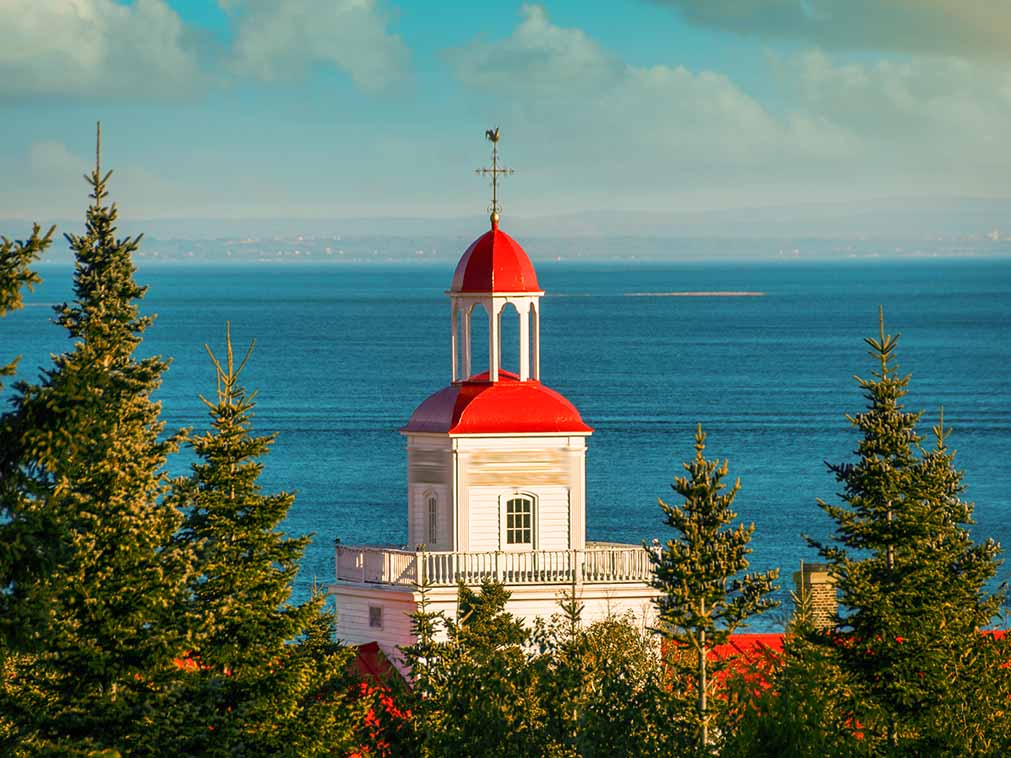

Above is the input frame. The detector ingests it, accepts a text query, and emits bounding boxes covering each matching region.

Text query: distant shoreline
[624,291,766,297]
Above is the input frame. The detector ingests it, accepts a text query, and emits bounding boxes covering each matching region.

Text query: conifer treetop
[809,309,1003,752]
[200,320,257,410]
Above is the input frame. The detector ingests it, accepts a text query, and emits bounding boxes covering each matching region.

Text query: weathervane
[475,127,514,227]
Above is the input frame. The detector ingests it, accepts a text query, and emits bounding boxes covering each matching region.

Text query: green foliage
[536,610,685,757]
[169,324,362,755]
[398,572,443,756]
[933,625,1011,755]
[431,581,546,756]
[723,627,863,757]
[0,134,190,755]
[398,581,550,757]
[809,309,1005,754]
[0,223,53,390]
[648,423,779,753]
[0,223,56,645]
[394,583,700,757]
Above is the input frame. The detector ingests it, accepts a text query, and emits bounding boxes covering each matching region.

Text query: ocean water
[4,255,1011,628]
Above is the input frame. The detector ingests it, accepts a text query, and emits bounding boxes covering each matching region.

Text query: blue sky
[2,1,1010,222]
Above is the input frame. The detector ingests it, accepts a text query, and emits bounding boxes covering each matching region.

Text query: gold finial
[475,127,513,228]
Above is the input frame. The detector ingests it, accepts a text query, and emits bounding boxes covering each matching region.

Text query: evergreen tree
[0,224,56,644]
[398,570,445,757]
[722,583,859,757]
[1,224,53,389]
[809,310,1003,753]
[171,324,361,755]
[536,610,680,757]
[647,424,779,754]
[403,580,548,757]
[0,126,190,755]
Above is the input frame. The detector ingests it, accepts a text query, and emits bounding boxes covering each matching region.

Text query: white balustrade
[335,544,654,587]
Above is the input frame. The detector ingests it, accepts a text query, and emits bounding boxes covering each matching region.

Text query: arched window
[427,494,438,545]
[505,495,534,546]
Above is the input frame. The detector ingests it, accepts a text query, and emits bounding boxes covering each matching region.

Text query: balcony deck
[335,542,654,587]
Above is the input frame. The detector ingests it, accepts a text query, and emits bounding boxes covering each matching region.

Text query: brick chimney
[792,561,837,630]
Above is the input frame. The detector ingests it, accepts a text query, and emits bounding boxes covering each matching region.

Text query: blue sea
[4,255,1011,628]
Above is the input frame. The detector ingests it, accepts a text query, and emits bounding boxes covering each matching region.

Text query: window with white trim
[427,494,438,545]
[369,605,383,629]
[505,496,533,546]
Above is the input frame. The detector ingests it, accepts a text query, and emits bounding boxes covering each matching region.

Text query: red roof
[710,634,785,661]
[352,641,401,684]
[403,370,592,435]
[450,223,541,294]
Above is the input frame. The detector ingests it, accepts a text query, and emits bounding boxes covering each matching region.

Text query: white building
[330,210,656,665]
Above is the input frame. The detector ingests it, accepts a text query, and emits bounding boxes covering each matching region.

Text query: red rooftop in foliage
[352,641,401,684]
[449,222,541,294]
[403,370,593,435]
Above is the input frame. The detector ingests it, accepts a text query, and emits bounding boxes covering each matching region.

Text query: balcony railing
[335,542,654,587]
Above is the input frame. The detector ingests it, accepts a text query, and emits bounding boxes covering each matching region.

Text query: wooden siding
[331,586,418,655]
[537,487,570,550]
[468,487,501,551]
[330,581,657,667]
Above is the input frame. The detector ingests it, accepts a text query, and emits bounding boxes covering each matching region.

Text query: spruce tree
[809,310,1003,753]
[0,126,190,755]
[171,324,360,755]
[1,224,53,390]
[647,424,779,754]
[0,224,56,634]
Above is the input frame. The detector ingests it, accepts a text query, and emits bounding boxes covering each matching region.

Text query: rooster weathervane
[475,127,514,225]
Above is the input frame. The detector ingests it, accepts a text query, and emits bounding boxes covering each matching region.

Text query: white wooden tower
[330,131,655,665]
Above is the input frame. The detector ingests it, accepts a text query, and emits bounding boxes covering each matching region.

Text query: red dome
[403,371,592,435]
[450,224,541,293]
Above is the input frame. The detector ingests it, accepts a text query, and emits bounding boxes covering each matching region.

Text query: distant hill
[5,195,1009,239]
[3,196,1010,262]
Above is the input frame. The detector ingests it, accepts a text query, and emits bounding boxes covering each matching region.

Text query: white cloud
[445,5,1011,208]
[28,141,85,178]
[655,0,1011,59]
[445,5,856,201]
[448,5,624,97]
[0,0,201,98]
[784,51,1011,178]
[0,0,408,99]
[224,0,409,92]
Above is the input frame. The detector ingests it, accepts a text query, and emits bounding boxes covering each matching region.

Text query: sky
[2,0,1011,224]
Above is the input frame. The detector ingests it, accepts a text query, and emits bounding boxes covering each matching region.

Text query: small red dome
[403,370,592,435]
[450,225,541,293]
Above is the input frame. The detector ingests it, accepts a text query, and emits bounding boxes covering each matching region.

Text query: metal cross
[475,127,514,218]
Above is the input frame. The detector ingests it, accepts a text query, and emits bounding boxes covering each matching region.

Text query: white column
[497,307,503,372]
[455,446,470,551]
[488,301,500,382]
[462,305,472,380]
[451,301,458,383]
[532,302,540,381]
[519,303,530,381]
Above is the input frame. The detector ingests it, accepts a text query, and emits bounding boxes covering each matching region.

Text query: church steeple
[449,129,542,383]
